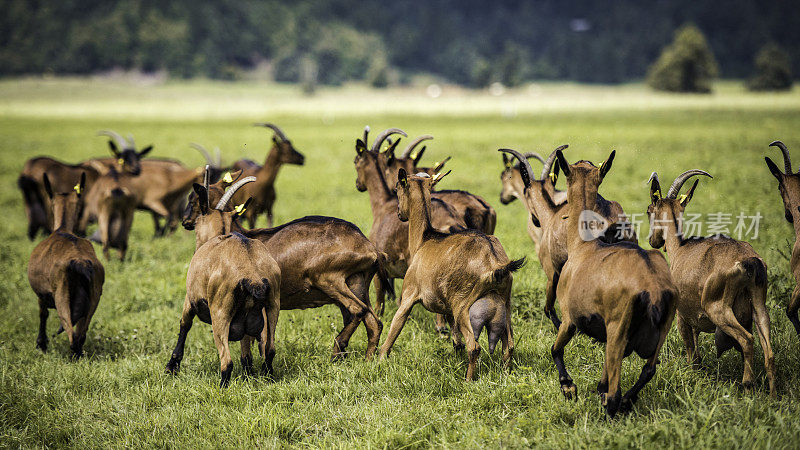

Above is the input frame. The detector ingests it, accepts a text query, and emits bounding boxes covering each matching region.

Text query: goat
[227,123,305,228]
[377,132,497,234]
[765,140,800,338]
[379,169,523,380]
[18,157,101,239]
[181,168,388,359]
[27,173,104,358]
[354,130,467,329]
[79,166,138,261]
[648,170,775,395]
[165,177,281,386]
[549,149,677,418]
[500,147,637,332]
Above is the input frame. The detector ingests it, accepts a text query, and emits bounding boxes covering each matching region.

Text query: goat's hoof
[742,381,755,394]
[619,395,636,414]
[596,381,608,396]
[165,359,181,375]
[35,341,48,353]
[560,382,577,401]
[453,342,465,352]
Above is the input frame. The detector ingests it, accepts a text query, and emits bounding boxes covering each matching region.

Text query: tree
[647,24,719,93]
[747,43,793,91]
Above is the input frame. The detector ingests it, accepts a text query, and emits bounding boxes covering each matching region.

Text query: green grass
[2,78,800,448]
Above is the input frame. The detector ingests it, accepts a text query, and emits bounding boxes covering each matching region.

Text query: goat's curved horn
[541,144,568,179]
[127,133,136,150]
[370,128,407,152]
[498,148,534,189]
[363,125,370,144]
[770,140,793,174]
[401,135,433,158]
[666,170,713,198]
[522,152,546,165]
[97,130,130,150]
[215,176,256,210]
[254,123,289,142]
[214,147,222,167]
[191,143,215,166]
[647,171,660,185]
[203,165,210,192]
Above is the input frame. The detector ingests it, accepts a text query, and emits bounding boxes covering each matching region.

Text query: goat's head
[191,173,255,248]
[395,168,450,222]
[43,172,86,232]
[499,151,546,204]
[765,141,800,224]
[647,170,712,249]
[498,146,565,218]
[353,127,406,192]
[254,123,305,165]
[97,130,152,176]
[556,148,614,203]
[190,143,226,182]
[379,135,433,187]
[183,168,244,230]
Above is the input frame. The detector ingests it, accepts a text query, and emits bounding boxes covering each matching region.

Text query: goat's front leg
[787,282,800,337]
[447,314,464,351]
[435,314,449,337]
[165,297,195,375]
[676,315,701,367]
[544,274,561,331]
[551,318,577,400]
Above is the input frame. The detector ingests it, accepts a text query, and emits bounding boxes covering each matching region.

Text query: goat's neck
[364,158,395,217]
[790,207,800,238]
[52,200,76,234]
[661,207,685,256]
[565,179,598,253]
[407,184,434,256]
[257,147,283,186]
[525,182,560,227]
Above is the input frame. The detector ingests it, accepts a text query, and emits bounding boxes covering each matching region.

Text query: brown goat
[377,133,497,234]
[27,173,104,358]
[500,147,637,332]
[648,170,775,395]
[166,178,281,386]
[380,169,523,380]
[79,166,138,261]
[765,140,800,337]
[18,157,101,239]
[550,149,677,418]
[227,123,305,228]
[353,132,467,328]
[181,169,388,359]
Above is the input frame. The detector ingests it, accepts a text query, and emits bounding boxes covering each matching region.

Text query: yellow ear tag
[653,191,661,199]
[118,158,124,165]
[678,194,688,204]
[234,203,246,214]
[73,183,81,195]
[222,172,233,183]
[549,172,557,183]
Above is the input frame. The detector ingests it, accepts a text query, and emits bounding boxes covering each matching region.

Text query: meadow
[1,77,800,448]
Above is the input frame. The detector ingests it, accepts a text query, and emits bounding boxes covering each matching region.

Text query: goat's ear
[550,159,560,185]
[599,150,615,179]
[413,146,426,165]
[556,150,571,177]
[42,174,53,199]
[530,213,540,227]
[398,168,408,188]
[765,157,784,181]
[272,135,280,146]
[649,176,662,204]
[502,153,511,169]
[432,170,451,186]
[355,139,367,154]
[108,140,120,157]
[233,198,252,218]
[192,183,209,214]
[433,156,451,172]
[138,145,153,157]
[76,172,86,197]
[679,179,699,207]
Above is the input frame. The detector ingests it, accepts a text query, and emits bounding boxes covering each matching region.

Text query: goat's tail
[482,257,525,286]
[733,257,767,288]
[634,289,674,328]
[376,252,395,302]
[66,260,94,324]
[234,278,271,304]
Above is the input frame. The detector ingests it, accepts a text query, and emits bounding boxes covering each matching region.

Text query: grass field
[2,77,800,448]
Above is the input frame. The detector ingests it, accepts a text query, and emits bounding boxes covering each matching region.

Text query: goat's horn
[96,130,130,150]
[127,133,136,150]
[401,135,433,158]
[666,170,713,199]
[254,122,289,142]
[363,125,370,144]
[770,140,793,174]
[498,148,534,188]
[370,128,407,152]
[203,165,210,192]
[541,144,568,179]
[214,147,222,167]
[522,152,546,165]
[191,143,215,166]
[647,171,660,185]
[215,176,256,210]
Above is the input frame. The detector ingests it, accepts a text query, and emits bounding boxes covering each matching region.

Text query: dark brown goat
[227,123,305,228]
[550,149,677,418]
[166,177,281,386]
[181,169,388,359]
[648,170,775,395]
[765,140,800,338]
[80,166,138,261]
[380,170,523,380]
[27,173,104,357]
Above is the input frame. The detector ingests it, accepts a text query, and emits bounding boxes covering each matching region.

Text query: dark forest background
[2,0,798,86]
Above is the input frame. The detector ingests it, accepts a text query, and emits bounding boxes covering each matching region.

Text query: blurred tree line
[1,0,797,87]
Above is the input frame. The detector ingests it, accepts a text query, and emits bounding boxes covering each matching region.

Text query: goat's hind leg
[35,296,50,352]
[240,336,255,375]
[620,329,670,414]
[260,303,279,377]
[544,275,561,331]
[166,297,195,375]
[752,285,776,396]
[551,318,577,400]
[787,283,800,338]
[676,315,701,367]
[379,289,418,360]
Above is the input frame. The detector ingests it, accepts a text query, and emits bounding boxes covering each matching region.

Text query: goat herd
[16,123,800,418]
